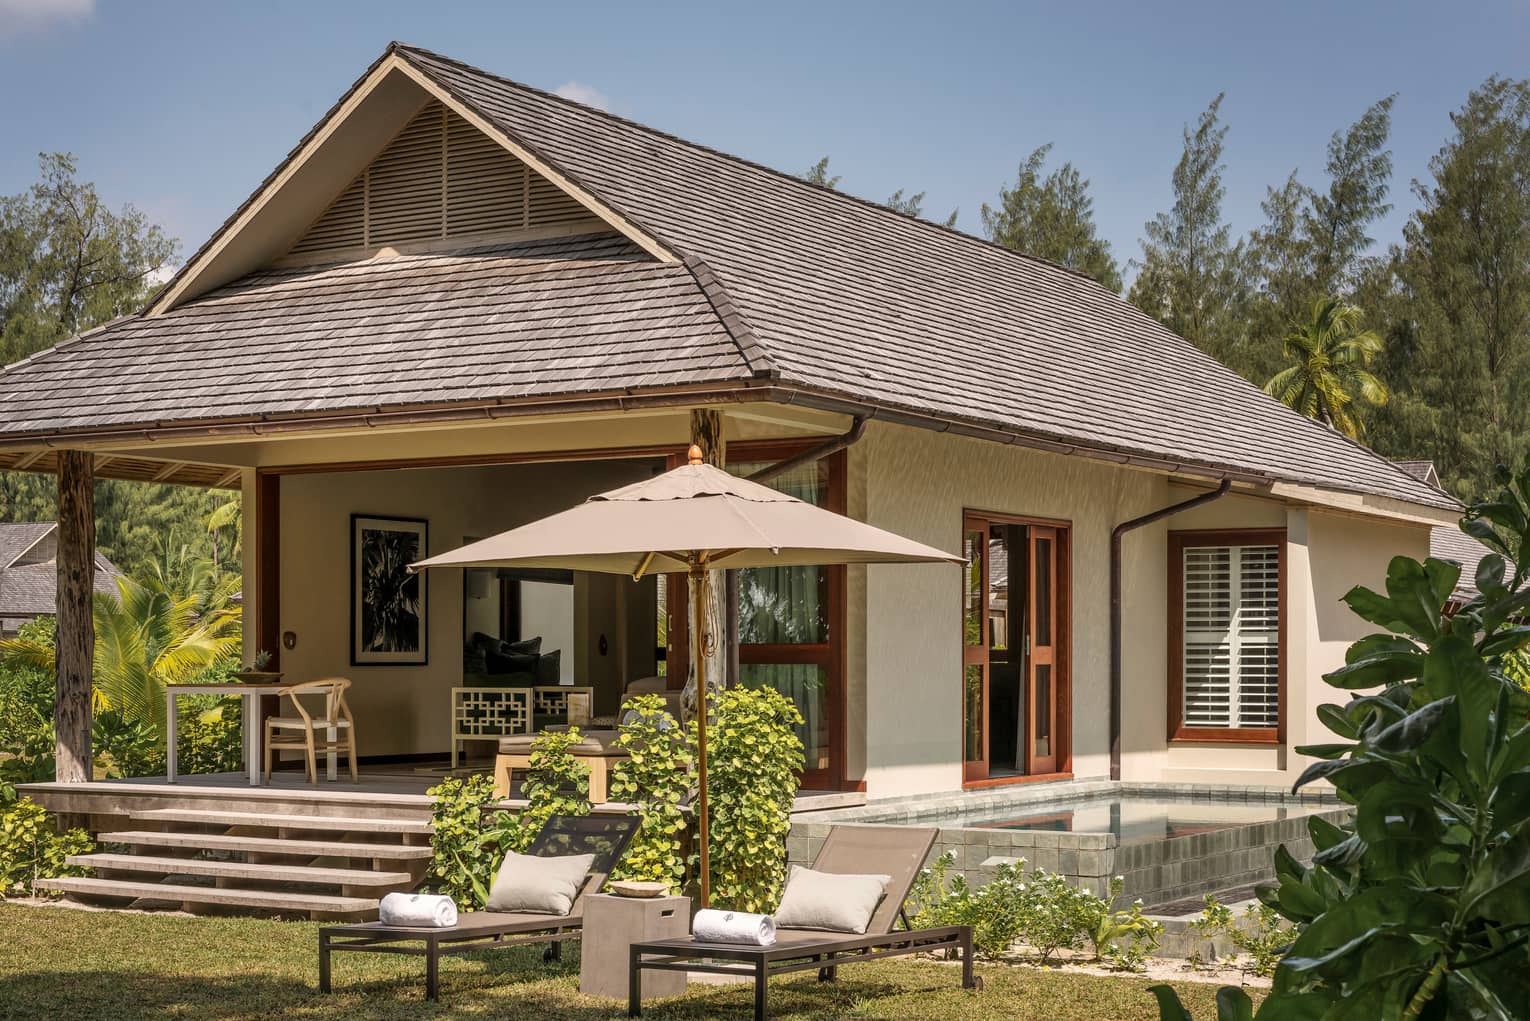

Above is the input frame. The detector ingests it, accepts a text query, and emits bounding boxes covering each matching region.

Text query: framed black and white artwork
[351,515,428,665]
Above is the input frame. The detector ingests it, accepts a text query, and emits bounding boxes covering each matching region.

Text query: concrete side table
[580,892,689,999]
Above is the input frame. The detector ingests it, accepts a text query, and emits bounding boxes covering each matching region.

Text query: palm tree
[206,496,242,573]
[1,573,241,734]
[1263,297,1389,439]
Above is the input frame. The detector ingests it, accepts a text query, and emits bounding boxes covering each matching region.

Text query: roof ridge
[681,255,778,378]
[388,42,1120,293]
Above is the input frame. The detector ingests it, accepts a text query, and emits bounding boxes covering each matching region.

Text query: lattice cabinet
[450,687,532,768]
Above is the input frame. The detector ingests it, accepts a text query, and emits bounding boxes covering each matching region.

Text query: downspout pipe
[1109,478,1232,781]
[746,416,868,485]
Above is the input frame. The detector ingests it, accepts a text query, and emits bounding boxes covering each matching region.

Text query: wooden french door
[962,512,1070,786]
[961,518,990,783]
[1025,526,1060,775]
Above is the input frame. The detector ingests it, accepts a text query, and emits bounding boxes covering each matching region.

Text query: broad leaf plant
[1154,465,1530,1019]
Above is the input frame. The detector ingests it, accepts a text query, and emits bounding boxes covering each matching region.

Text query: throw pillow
[536,649,562,685]
[485,649,540,676]
[485,850,596,915]
[772,865,890,933]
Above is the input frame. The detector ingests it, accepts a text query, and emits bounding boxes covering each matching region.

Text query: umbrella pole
[691,562,711,908]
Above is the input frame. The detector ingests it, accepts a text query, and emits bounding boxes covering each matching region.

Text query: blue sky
[2,0,1526,278]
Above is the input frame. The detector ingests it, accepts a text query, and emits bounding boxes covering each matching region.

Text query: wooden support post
[55,450,95,783]
[688,410,730,704]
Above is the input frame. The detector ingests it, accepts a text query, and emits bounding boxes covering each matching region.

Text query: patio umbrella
[413,445,962,905]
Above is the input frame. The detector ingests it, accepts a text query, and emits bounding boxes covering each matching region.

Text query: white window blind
[1182,544,1280,729]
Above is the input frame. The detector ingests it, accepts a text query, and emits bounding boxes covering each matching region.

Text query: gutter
[1109,479,1231,781]
[0,384,1276,493]
[0,378,1457,514]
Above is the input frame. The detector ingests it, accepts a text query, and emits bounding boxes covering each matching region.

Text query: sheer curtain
[731,460,829,771]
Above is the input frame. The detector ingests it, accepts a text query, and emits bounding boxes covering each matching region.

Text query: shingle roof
[1431,527,1497,604]
[0,234,748,432]
[0,523,54,569]
[0,43,1458,514]
[394,45,1455,512]
[1395,460,1443,489]
[0,551,120,619]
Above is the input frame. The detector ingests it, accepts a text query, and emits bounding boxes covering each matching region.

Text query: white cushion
[484,850,595,915]
[773,865,890,934]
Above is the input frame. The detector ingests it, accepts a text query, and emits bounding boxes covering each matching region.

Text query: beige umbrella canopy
[413,446,962,904]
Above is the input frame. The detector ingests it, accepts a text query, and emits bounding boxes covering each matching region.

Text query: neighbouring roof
[0,523,120,622]
[0,43,1458,515]
[0,522,55,569]
[1395,460,1443,490]
[1432,526,1496,604]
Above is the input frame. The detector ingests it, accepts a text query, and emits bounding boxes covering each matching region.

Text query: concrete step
[130,808,432,836]
[69,853,415,888]
[98,830,434,860]
[35,876,378,916]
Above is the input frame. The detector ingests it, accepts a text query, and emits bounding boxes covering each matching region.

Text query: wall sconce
[282,631,298,651]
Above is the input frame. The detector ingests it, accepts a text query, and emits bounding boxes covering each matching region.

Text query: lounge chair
[629,825,974,1021]
[318,813,638,1001]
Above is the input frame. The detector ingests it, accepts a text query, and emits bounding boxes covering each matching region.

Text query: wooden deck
[19,770,865,828]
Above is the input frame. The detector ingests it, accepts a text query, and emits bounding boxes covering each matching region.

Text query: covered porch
[13,398,874,799]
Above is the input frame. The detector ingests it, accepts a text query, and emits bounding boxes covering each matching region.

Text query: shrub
[172,694,244,775]
[426,729,595,911]
[609,695,695,890]
[1189,895,1293,978]
[0,797,92,898]
[704,686,804,913]
[907,853,1159,968]
[1153,464,1530,1018]
[425,774,501,910]
[503,727,592,854]
[0,718,55,787]
[1079,877,1163,972]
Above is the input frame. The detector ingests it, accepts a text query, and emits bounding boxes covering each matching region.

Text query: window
[1169,530,1284,743]
[664,444,846,790]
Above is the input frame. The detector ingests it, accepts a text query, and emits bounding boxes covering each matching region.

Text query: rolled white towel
[379,892,459,928]
[693,908,777,946]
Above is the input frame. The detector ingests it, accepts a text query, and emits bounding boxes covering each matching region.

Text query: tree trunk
[55,450,95,783]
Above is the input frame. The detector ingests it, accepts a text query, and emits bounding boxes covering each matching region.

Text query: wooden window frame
[665,440,849,791]
[1168,528,1286,745]
[960,509,1073,790]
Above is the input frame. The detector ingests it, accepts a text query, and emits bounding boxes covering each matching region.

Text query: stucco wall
[854,421,1435,798]
[276,459,657,757]
[857,422,1170,796]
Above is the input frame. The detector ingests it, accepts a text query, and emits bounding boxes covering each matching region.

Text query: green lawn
[0,902,1250,1020]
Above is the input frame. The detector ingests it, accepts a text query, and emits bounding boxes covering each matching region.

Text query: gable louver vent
[290,100,590,257]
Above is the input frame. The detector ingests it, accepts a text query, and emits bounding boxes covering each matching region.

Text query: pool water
[958,795,1329,846]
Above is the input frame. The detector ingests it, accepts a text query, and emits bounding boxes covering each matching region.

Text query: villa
[2,42,1457,830]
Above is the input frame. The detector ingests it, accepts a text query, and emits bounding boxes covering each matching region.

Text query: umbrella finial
[687,444,705,466]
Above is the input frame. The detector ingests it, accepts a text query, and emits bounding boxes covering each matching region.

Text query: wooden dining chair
[265,678,358,783]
